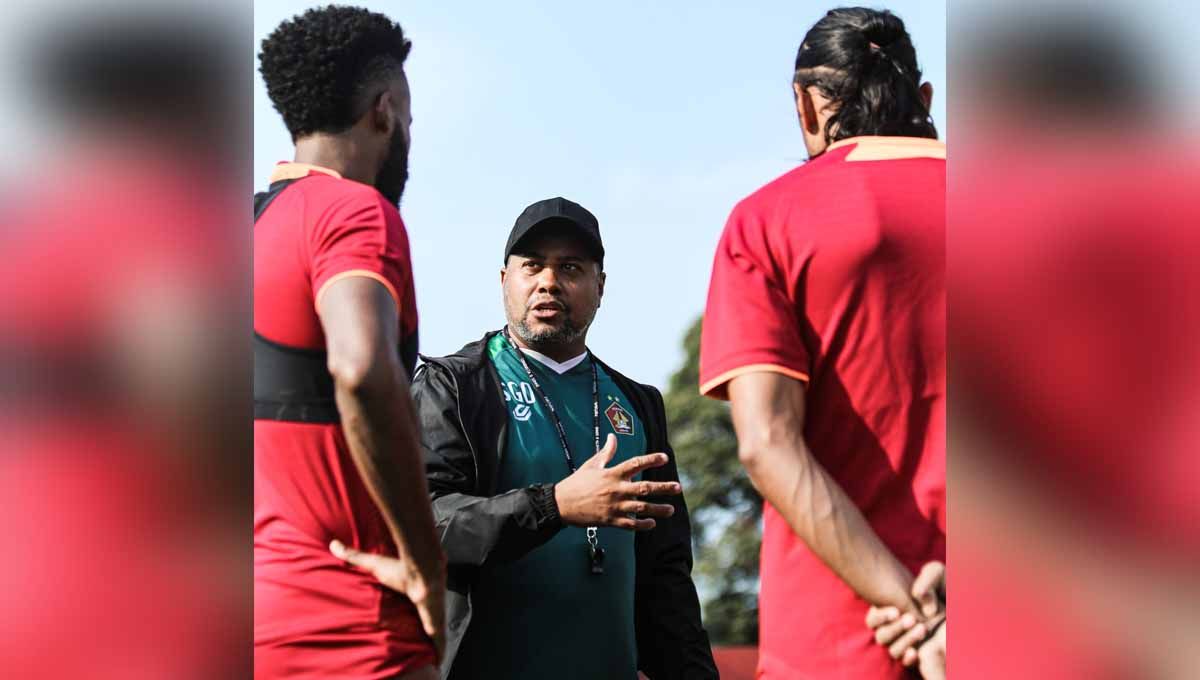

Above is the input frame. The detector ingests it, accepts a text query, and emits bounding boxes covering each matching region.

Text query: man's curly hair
[259,5,411,140]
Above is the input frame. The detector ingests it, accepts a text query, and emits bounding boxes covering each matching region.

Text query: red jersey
[253,162,430,678]
[699,136,946,680]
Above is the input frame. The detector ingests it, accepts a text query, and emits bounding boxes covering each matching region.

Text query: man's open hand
[554,434,682,530]
[330,540,447,664]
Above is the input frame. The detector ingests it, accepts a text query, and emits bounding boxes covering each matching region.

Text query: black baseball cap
[504,197,605,265]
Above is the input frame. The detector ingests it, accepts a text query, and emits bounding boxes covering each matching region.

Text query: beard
[375,125,409,206]
[511,299,595,350]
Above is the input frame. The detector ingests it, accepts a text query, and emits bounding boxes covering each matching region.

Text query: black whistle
[588,545,606,575]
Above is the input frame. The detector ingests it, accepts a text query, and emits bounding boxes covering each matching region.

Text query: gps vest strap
[253,178,419,423]
[254,177,343,423]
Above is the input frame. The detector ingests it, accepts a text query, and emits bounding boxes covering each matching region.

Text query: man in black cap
[409,197,718,679]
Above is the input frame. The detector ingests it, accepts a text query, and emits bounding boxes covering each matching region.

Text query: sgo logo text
[503,381,536,422]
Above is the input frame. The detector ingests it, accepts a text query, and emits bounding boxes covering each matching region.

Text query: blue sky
[255,1,946,389]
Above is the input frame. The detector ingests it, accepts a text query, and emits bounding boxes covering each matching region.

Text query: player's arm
[867,561,947,666]
[319,276,446,655]
[727,371,922,617]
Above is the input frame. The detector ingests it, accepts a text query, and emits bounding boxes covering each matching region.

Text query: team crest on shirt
[605,402,634,436]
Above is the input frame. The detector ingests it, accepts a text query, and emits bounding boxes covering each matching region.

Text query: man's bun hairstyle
[259,5,411,140]
[794,7,937,144]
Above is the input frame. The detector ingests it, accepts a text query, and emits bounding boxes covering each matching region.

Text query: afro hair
[259,5,411,140]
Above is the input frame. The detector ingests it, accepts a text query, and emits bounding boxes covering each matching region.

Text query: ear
[500,265,508,285]
[920,82,934,110]
[370,89,395,136]
[597,270,606,303]
[796,84,821,135]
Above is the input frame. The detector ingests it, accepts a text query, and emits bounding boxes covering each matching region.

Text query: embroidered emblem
[605,402,634,436]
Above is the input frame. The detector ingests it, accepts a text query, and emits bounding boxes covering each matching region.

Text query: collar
[268,161,342,184]
[826,135,946,161]
[519,347,589,375]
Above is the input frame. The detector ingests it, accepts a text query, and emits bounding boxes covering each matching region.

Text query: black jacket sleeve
[635,386,720,680]
[412,362,563,568]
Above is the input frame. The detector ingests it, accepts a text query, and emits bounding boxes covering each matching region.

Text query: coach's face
[501,230,605,349]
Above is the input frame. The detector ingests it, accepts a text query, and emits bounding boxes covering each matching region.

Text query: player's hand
[865,607,933,666]
[554,434,682,530]
[330,540,447,663]
[917,617,946,679]
[637,672,651,680]
[912,560,946,619]
[865,560,946,666]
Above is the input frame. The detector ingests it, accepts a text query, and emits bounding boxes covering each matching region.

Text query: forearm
[729,372,919,614]
[743,441,916,613]
[337,369,444,574]
[430,486,562,566]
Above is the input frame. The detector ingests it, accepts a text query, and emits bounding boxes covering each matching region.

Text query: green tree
[665,316,761,645]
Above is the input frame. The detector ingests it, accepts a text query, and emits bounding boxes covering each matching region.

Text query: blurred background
[0,1,250,677]
[949,1,1200,678]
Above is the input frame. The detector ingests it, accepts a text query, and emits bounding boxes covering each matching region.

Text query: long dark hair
[794,7,937,143]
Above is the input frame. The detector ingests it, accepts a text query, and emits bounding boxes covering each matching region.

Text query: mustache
[525,298,570,314]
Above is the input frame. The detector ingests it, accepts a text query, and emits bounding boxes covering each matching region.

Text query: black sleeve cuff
[530,483,563,530]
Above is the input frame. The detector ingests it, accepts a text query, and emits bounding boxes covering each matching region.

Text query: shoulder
[416,332,501,382]
[596,359,663,408]
[294,174,384,203]
[296,177,401,231]
[730,155,835,217]
[720,165,805,256]
[719,152,861,263]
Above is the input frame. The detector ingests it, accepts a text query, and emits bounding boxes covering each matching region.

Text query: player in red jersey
[699,8,945,679]
[255,7,444,679]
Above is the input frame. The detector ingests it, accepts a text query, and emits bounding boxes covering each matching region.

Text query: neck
[506,327,587,363]
[293,134,378,186]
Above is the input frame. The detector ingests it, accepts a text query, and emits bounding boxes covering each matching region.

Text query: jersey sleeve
[309,190,412,316]
[698,201,811,400]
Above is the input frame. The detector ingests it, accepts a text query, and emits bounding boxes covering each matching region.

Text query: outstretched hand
[554,434,683,530]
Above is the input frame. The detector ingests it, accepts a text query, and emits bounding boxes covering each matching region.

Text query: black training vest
[253,178,418,423]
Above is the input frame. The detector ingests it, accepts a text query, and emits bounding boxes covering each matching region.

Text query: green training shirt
[452,333,647,679]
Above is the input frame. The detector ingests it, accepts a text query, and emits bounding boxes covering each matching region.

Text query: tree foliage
[665,316,762,645]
